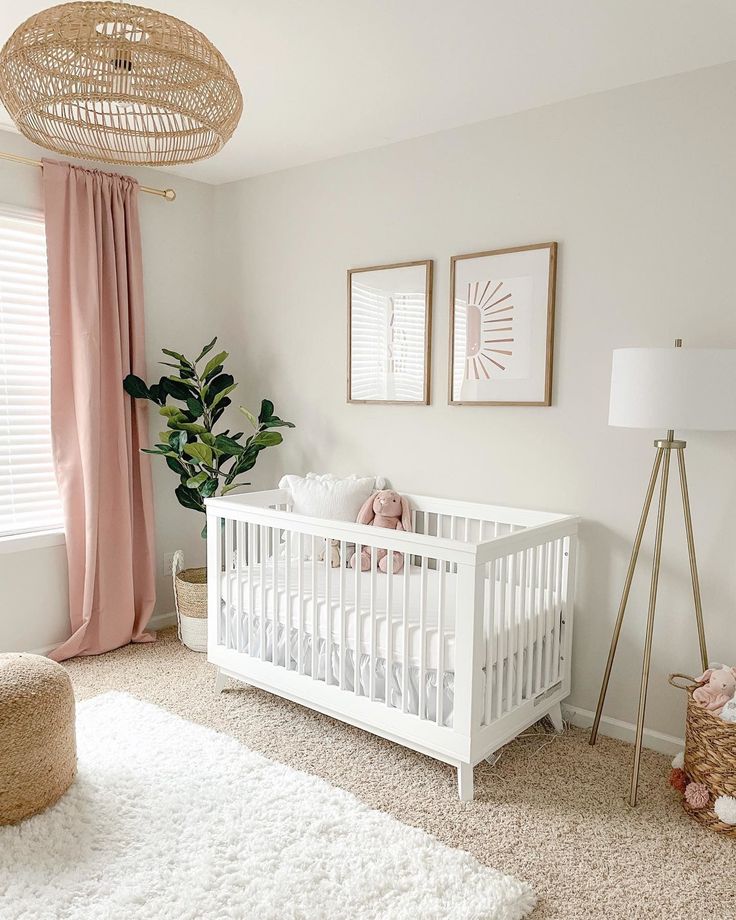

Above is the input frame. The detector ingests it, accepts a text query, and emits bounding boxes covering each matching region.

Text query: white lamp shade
[609,348,736,431]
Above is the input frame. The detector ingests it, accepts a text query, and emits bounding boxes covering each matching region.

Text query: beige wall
[0,130,216,653]
[212,63,736,740]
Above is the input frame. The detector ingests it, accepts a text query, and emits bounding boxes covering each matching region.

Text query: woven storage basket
[669,673,736,836]
[172,550,207,653]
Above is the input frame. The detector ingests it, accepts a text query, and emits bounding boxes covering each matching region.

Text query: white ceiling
[1,0,736,185]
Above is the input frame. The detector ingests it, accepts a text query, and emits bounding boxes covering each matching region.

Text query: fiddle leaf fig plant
[123,336,293,536]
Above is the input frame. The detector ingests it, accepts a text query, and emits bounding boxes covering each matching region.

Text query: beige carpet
[64,628,734,920]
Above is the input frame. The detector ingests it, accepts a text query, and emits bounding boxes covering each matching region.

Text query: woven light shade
[0,2,243,166]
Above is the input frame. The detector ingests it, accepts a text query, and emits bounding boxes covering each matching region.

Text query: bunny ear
[400,496,412,532]
[698,668,714,683]
[357,492,378,525]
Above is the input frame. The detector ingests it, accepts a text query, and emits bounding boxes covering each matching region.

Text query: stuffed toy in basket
[669,671,736,836]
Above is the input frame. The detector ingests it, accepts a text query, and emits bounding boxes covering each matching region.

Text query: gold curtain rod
[0,150,176,201]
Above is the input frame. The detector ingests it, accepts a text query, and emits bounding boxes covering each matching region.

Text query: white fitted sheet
[220,561,557,672]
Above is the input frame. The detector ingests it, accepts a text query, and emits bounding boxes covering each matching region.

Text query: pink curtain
[42,159,156,661]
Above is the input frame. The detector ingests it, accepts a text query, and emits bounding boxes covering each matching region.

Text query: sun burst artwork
[450,243,557,406]
[462,279,515,380]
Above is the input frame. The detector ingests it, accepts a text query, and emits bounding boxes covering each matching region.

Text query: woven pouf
[0,653,76,825]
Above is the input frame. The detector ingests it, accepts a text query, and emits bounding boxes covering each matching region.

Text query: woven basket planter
[670,673,736,837]
[172,551,207,653]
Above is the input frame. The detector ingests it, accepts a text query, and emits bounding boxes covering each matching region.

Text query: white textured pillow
[278,472,385,522]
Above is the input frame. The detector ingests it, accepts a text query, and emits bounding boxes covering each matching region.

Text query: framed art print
[449,242,557,406]
[348,259,433,405]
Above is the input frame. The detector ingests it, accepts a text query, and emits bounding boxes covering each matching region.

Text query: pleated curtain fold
[42,159,156,660]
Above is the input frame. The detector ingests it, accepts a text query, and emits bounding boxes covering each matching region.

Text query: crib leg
[548,702,564,733]
[457,763,474,801]
[214,668,228,694]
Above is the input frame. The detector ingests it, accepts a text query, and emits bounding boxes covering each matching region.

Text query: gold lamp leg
[589,447,664,746]
[676,447,709,673]
[629,444,672,807]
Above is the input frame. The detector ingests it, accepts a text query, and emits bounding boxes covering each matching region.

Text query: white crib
[206,489,579,800]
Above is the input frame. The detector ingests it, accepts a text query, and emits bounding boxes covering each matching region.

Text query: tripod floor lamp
[590,340,736,807]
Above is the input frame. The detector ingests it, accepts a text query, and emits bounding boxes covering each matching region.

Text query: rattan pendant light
[0,1,243,166]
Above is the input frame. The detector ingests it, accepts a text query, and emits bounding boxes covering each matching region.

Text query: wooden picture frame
[448,242,557,406]
[347,259,433,405]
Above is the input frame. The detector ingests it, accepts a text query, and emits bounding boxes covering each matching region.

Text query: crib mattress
[220,562,557,672]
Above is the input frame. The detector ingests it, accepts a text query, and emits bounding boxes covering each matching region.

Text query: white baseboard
[562,704,684,756]
[19,611,177,657]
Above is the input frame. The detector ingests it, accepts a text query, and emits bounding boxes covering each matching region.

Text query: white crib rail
[206,490,578,780]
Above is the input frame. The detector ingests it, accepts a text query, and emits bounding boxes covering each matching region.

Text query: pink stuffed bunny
[351,489,411,574]
[692,665,736,715]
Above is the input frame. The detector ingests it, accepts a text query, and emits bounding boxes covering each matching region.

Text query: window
[0,205,63,537]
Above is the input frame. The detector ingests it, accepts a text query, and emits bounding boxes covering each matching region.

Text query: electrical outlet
[163,552,176,577]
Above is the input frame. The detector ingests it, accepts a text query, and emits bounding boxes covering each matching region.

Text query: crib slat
[354,548,361,697]
[385,552,393,709]
[401,552,410,713]
[339,540,347,690]
[311,535,318,679]
[525,545,537,699]
[247,523,255,655]
[224,518,233,650]
[505,550,517,712]
[370,549,377,700]
[516,547,528,708]
[418,558,428,718]
[485,557,496,724]
[235,521,244,653]
[553,537,564,682]
[260,526,267,661]
[324,539,332,685]
[495,554,507,720]
[543,541,554,689]
[272,526,280,665]
[535,542,547,693]
[284,529,292,671]
[297,533,304,674]
[436,558,446,725]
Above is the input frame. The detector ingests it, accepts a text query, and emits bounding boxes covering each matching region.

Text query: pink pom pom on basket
[684,782,710,810]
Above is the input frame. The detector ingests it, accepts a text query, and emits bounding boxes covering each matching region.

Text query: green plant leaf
[259,416,295,429]
[186,472,209,489]
[147,382,167,405]
[184,442,214,466]
[165,456,190,477]
[171,430,188,454]
[221,483,247,495]
[186,397,204,419]
[200,522,208,539]
[210,382,237,408]
[251,430,283,448]
[200,432,216,447]
[123,374,150,400]
[175,484,204,513]
[163,377,197,401]
[210,399,231,426]
[162,348,193,367]
[159,405,184,418]
[214,434,243,456]
[195,336,218,364]
[203,351,228,380]
[171,422,207,435]
[258,398,275,423]
[239,406,259,429]
[204,373,234,406]
[200,477,219,498]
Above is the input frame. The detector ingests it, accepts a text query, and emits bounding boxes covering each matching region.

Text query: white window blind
[0,205,63,537]
[350,282,426,401]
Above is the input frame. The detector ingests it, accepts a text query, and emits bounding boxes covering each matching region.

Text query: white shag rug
[0,692,535,920]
